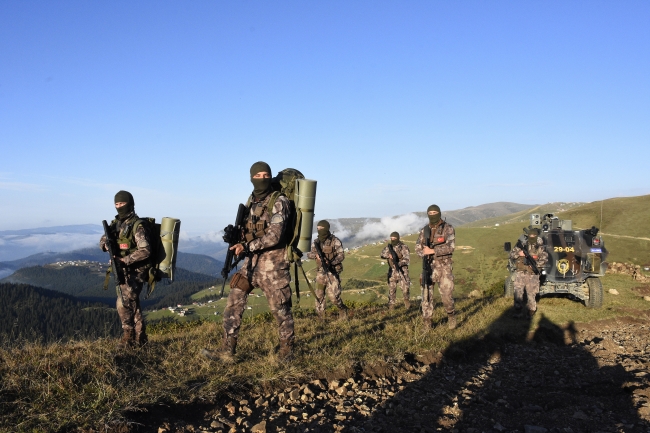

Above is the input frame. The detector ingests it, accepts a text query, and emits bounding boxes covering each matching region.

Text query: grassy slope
[3,195,650,431]
[3,273,648,432]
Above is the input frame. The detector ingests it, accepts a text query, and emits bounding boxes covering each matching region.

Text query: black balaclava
[250,161,272,199]
[317,220,330,242]
[427,204,441,225]
[390,231,400,246]
[528,228,540,246]
[114,190,134,220]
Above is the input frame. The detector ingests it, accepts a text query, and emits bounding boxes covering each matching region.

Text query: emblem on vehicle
[557,259,570,276]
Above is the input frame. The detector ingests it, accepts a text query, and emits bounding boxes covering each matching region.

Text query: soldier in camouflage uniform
[415,204,457,330]
[509,228,548,318]
[202,161,295,362]
[99,190,151,348]
[306,220,348,319]
[380,231,411,310]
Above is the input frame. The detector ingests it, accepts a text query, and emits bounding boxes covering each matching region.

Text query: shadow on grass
[352,308,648,432]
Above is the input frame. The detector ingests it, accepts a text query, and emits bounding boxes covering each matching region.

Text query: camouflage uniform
[223,193,295,342]
[306,234,346,314]
[100,212,151,339]
[380,242,411,307]
[415,221,456,319]
[509,237,548,314]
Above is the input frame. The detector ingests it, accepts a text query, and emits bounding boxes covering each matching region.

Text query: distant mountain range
[0,248,223,280]
[325,202,541,248]
[0,201,560,265]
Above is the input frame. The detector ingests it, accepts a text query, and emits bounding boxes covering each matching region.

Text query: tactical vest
[320,239,336,262]
[243,192,284,243]
[423,222,447,246]
[112,216,142,257]
[516,244,542,272]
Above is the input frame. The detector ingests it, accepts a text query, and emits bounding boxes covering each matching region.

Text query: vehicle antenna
[600,200,604,229]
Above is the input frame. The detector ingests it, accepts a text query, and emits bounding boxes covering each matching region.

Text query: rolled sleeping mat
[295,179,317,253]
[159,217,181,281]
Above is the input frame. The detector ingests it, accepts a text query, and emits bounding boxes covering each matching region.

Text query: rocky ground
[125,312,650,433]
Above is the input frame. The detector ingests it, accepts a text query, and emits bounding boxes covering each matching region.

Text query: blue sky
[1,1,648,233]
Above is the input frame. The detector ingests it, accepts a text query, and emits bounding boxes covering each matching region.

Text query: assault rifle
[387,244,407,283]
[220,203,248,297]
[515,239,540,275]
[102,220,126,303]
[421,235,433,304]
[314,240,337,277]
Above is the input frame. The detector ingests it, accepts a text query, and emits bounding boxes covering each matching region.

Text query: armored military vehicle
[504,213,608,308]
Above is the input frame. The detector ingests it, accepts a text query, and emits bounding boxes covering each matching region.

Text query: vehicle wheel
[586,277,603,308]
[504,276,514,297]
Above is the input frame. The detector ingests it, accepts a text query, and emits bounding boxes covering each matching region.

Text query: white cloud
[0,233,100,262]
[353,213,424,243]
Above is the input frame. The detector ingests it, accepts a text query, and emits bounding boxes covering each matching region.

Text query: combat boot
[117,329,135,349]
[338,305,349,321]
[447,313,457,330]
[135,331,148,347]
[278,338,295,361]
[201,336,237,364]
[422,318,432,331]
[317,310,326,321]
[404,299,411,309]
[388,303,395,312]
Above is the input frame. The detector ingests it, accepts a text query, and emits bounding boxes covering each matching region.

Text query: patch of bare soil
[119,312,650,433]
[633,286,650,297]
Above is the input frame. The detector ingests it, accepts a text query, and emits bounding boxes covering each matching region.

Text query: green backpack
[137,217,182,298]
[266,168,321,304]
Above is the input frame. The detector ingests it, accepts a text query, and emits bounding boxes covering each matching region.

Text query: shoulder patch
[270,214,284,224]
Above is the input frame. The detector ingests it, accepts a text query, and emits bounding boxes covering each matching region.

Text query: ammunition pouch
[244,199,271,242]
[516,259,532,273]
[230,272,252,293]
[245,219,267,241]
[334,263,343,273]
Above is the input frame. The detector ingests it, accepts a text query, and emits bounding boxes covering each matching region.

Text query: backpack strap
[266,191,283,214]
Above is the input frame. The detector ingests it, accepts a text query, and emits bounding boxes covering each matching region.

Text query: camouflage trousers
[421,262,455,319]
[314,270,345,313]
[388,267,410,306]
[223,254,294,342]
[116,277,145,335]
[513,272,540,313]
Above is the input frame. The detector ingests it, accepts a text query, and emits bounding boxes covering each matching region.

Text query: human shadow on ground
[354,308,649,433]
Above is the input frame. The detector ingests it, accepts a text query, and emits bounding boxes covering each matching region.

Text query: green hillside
[0,283,120,345]
[147,195,650,324]
[1,265,219,302]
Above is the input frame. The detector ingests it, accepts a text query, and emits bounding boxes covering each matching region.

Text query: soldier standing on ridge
[100,190,151,348]
[202,161,295,362]
[509,228,548,318]
[306,220,348,320]
[380,231,411,310]
[415,204,457,330]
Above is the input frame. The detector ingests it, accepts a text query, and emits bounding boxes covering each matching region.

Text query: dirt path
[601,232,650,242]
